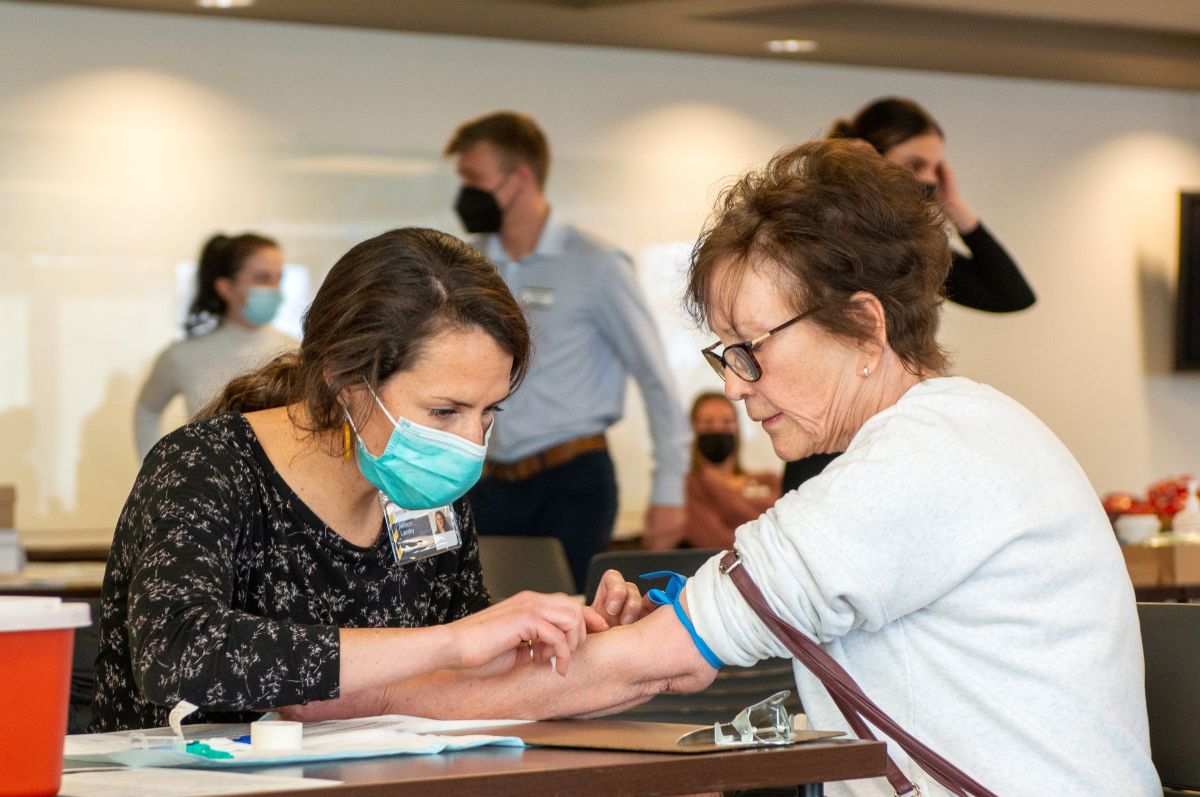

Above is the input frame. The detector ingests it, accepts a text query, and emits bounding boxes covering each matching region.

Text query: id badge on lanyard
[380,493,463,566]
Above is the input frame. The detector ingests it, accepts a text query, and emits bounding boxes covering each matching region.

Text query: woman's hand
[935,161,979,233]
[446,590,607,678]
[590,569,649,628]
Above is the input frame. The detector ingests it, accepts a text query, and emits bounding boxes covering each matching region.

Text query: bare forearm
[391,607,715,719]
[283,647,647,723]
[290,608,716,722]
[382,629,659,719]
[338,626,457,696]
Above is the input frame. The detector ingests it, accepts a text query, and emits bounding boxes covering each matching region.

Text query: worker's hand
[448,590,606,678]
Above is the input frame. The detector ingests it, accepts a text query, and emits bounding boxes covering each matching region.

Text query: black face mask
[454,186,503,234]
[696,433,737,464]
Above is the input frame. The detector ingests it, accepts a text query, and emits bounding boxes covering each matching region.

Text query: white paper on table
[65,723,249,756]
[307,714,530,736]
[58,767,340,797]
[63,715,531,769]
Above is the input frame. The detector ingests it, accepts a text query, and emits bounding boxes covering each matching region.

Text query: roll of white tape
[250,720,303,752]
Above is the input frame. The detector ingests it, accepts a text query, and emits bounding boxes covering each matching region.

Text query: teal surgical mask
[243,287,284,326]
[346,383,487,510]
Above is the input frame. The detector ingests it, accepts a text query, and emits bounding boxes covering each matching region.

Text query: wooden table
[237,739,887,797]
[18,528,113,562]
[0,561,106,598]
[1122,537,1200,602]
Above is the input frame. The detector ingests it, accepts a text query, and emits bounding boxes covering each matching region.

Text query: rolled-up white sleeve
[688,554,787,667]
[686,500,875,667]
[686,392,1019,670]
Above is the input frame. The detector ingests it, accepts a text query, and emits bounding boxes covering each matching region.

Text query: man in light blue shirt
[445,111,689,590]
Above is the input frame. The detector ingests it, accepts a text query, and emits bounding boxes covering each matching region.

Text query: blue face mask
[242,287,284,326]
[347,385,488,510]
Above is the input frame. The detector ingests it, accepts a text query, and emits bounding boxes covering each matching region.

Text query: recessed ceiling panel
[703,1,1200,58]
[15,0,1200,91]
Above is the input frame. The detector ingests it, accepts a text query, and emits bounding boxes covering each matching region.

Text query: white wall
[1,2,1198,533]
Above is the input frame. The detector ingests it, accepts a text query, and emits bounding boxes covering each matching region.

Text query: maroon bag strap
[718,550,998,797]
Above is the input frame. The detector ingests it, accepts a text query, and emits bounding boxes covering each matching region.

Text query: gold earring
[342,422,352,461]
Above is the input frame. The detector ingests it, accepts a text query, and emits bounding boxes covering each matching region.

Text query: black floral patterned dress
[89,413,489,732]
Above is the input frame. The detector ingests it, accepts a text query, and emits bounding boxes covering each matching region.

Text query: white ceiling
[18,0,1200,91]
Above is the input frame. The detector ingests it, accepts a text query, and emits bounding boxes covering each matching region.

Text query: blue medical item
[346,383,487,509]
[642,570,725,669]
[185,741,234,760]
[242,287,284,326]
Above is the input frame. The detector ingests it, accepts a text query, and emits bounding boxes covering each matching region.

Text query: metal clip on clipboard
[676,691,799,747]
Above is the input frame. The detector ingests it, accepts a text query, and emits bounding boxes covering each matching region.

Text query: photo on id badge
[382,498,462,565]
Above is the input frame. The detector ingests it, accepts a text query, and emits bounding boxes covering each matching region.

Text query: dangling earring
[342,422,353,461]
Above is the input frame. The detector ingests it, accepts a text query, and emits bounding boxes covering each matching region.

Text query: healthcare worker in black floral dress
[91,228,644,732]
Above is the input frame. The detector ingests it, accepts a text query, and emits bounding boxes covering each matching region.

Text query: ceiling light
[766,39,818,55]
[196,0,254,8]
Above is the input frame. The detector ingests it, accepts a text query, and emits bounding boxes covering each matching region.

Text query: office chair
[1137,602,1200,797]
[67,597,102,734]
[585,548,801,726]
[477,536,576,601]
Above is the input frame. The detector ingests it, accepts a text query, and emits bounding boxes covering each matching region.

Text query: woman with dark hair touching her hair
[828,97,1035,315]
[785,97,1037,493]
[94,228,643,732]
[133,232,296,458]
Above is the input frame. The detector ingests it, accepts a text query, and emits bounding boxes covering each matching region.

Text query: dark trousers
[468,450,618,593]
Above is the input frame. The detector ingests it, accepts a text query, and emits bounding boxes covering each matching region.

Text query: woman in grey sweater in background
[133,232,296,458]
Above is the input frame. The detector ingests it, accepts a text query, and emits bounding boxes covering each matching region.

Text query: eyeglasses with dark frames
[701,306,820,383]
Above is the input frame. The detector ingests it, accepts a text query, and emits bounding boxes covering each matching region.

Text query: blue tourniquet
[642,570,725,669]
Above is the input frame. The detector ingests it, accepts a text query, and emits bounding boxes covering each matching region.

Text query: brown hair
[827,97,944,156]
[198,228,530,433]
[689,391,743,474]
[685,139,951,376]
[444,111,551,188]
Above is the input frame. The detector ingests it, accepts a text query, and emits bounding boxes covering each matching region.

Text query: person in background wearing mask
[92,228,644,732]
[444,111,690,585]
[133,232,297,458]
[784,97,1037,493]
[680,392,781,549]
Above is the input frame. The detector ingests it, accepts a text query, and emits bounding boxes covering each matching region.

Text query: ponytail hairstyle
[197,228,531,436]
[827,97,944,156]
[185,232,280,336]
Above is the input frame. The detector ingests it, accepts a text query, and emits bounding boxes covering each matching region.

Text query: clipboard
[453,692,844,755]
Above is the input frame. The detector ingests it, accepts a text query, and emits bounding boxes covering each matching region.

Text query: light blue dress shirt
[478,214,688,506]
